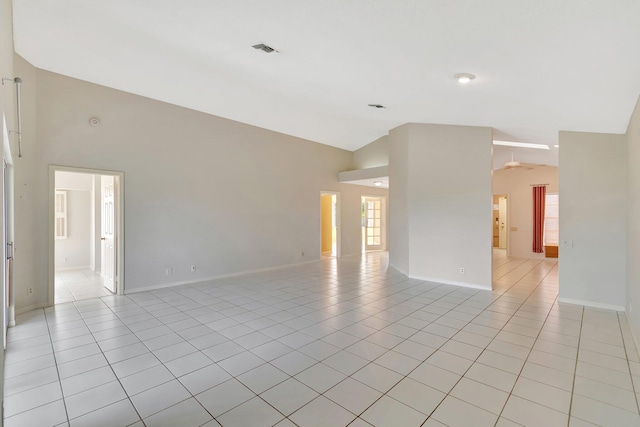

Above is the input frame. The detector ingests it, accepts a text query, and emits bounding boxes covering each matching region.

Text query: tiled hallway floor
[4,252,640,426]
[55,269,114,304]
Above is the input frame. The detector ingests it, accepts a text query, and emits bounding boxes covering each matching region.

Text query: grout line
[43,308,73,425]
[566,306,584,426]
[617,311,640,414]
[10,253,637,427]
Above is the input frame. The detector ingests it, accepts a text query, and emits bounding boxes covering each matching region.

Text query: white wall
[13,55,39,311]
[12,58,387,310]
[56,170,92,190]
[559,131,627,309]
[54,186,92,271]
[627,96,640,340]
[493,165,559,259]
[353,135,389,169]
[54,171,93,270]
[390,123,493,289]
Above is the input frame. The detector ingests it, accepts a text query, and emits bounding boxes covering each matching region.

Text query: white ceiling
[12,1,640,151]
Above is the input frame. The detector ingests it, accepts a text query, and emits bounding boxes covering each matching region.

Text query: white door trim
[48,165,125,305]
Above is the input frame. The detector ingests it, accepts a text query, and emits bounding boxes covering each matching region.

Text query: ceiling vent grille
[252,43,277,53]
[368,104,386,109]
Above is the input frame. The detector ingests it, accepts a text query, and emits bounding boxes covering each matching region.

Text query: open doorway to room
[492,194,508,252]
[50,167,124,304]
[362,195,385,252]
[3,116,15,343]
[320,192,340,258]
[491,143,559,291]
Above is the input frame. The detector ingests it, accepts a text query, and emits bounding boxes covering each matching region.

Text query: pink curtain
[532,186,546,253]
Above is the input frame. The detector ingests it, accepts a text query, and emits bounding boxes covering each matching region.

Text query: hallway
[55,268,114,304]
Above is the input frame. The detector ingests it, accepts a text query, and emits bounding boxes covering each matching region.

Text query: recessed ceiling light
[368,104,386,109]
[554,145,559,148]
[252,43,278,54]
[455,73,475,84]
[373,181,383,187]
[493,140,550,150]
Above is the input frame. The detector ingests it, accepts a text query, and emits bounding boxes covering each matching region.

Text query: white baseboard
[410,275,492,291]
[558,297,625,312]
[126,259,321,294]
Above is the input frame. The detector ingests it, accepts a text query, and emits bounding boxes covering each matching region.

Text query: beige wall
[627,95,640,341]
[390,123,493,289]
[559,131,627,309]
[353,135,389,169]
[492,166,559,259]
[13,57,388,311]
[389,125,410,274]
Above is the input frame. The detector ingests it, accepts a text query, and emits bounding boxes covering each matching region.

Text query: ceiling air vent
[368,104,386,109]
[252,43,277,53]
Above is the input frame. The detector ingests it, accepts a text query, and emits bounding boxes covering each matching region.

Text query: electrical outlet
[459,267,465,274]
[27,287,33,295]
[301,251,304,257]
[190,265,196,272]
[165,268,172,276]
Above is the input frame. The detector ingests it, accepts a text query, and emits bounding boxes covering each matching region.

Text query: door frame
[361,194,386,252]
[48,165,125,305]
[320,191,341,258]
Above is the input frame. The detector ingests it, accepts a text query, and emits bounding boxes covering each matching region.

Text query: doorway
[492,194,508,251]
[2,119,14,342]
[362,195,385,252]
[320,192,340,258]
[49,166,124,305]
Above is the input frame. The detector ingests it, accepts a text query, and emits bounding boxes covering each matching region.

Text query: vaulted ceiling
[12,0,640,151]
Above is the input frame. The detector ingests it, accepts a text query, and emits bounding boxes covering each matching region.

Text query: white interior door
[101,176,116,293]
[363,196,383,251]
[498,196,508,249]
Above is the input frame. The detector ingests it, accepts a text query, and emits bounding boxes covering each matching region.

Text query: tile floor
[55,269,114,304]
[4,251,640,426]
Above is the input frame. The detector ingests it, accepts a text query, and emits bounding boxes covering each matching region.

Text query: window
[55,190,67,239]
[544,193,558,246]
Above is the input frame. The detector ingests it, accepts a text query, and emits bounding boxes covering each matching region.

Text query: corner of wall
[626,93,640,344]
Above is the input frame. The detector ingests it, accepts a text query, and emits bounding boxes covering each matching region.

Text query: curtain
[532,186,546,253]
